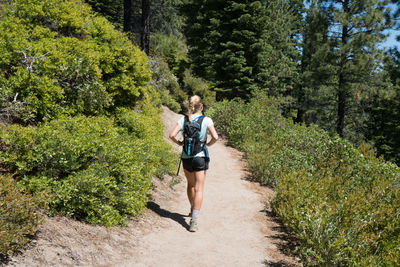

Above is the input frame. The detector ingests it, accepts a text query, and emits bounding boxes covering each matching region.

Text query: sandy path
[122,106,298,267]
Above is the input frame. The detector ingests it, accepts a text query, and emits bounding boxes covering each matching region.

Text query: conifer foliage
[368,49,400,165]
[184,0,296,99]
[296,0,392,141]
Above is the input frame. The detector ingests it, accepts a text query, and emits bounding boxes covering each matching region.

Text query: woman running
[169,95,218,232]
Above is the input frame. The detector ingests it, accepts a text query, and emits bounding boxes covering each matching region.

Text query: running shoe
[189,219,198,232]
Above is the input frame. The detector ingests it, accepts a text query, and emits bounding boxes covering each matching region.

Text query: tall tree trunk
[337,78,346,136]
[295,59,307,124]
[141,0,150,55]
[295,84,306,123]
[124,0,134,40]
[337,0,349,137]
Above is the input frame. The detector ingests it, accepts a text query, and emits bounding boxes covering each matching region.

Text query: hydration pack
[183,115,205,156]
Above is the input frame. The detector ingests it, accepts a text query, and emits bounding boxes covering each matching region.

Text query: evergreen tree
[296,1,337,130]
[263,0,298,97]
[297,0,392,141]
[85,0,185,48]
[391,0,400,33]
[141,0,150,54]
[329,0,391,137]
[184,0,296,100]
[85,0,124,29]
[368,49,400,164]
[152,0,185,37]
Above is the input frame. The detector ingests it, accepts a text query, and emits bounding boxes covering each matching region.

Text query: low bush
[115,106,177,177]
[151,33,188,76]
[182,69,216,111]
[209,92,400,265]
[0,111,176,226]
[150,34,216,113]
[0,174,45,256]
[0,0,151,124]
[149,56,186,113]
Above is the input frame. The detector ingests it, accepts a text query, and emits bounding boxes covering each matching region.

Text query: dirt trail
[6,106,298,267]
[122,106,298,266]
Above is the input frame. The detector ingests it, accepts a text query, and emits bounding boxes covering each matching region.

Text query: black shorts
[182,157,210,172]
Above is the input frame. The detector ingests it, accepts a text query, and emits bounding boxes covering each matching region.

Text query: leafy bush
[151,33,188,76]
[0,0,177,258]
[150,34,216,113]
[0,174,45,256]
[182,69,216,110]
[115,106,178,177]
[0,0,151,124]
[149,56,185,113]
[209,92,400,265]
[0,112,176,226]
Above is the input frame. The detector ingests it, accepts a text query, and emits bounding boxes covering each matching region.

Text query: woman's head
[188,95,203,121]
[189,95,203,114]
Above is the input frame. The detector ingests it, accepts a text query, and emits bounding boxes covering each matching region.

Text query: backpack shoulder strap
[196,115,205,130]
[183,115,189,126]
[182,115,189,135]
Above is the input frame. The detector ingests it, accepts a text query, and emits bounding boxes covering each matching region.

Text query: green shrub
[273,147,400,265]
[149,56,186,113]
[182,69,216,110]
[151,33,188,76]
[210,93,400,265]
[150,34,216,113]
[206,99,244,138]
[0,174,45,256]
[0,112,175,226]
[115,106,178,177]
[0,0,151,124]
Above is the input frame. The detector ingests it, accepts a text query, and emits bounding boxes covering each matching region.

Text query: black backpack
[182,115,205,156]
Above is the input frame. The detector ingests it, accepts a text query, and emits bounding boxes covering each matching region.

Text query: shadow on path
[260,208,300,266]
[263,260,294,266]
[0,253,10,265]
[262,209,298,256]
[147,201,190,231]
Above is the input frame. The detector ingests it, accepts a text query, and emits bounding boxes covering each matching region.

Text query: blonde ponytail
[188,95,202,122]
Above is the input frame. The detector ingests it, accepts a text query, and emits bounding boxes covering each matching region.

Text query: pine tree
[85,0,124,29]
[295,1,337,130]
[263,0,298,97]
[297,0,392,141]
[152,0,185,37]
[184,0,296,99]
[85,0,185,48]
[329,0,392,137]
[368,49,400,164]
[364,0,400,164]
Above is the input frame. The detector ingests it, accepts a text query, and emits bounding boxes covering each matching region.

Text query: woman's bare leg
[184,169,195,206]
[193,170,206,210]
[189,170,207,231]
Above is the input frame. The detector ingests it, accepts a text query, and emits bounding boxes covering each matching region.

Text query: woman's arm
[169,123,183,146]
[206,124,219,146]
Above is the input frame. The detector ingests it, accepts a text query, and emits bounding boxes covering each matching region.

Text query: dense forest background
[83,0,400,165]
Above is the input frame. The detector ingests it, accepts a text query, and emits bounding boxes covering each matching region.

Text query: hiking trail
[122,106,298,266]
[7,106,298,267]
